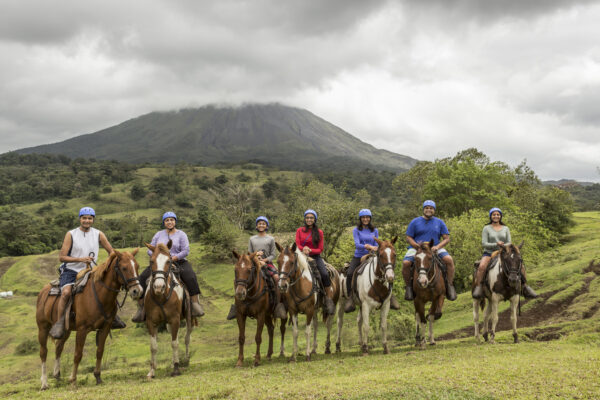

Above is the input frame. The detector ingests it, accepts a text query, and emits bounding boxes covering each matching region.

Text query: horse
[338,237,397,355]
[412,240,446,349]
[276,242,340,361]
[144,241,195,379]
[36,250,142,390]
[231,250,276,367]
[473,242,524,344]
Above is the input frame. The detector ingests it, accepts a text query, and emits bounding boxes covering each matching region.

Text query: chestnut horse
[473,243,524,344]
[339,237,397,355]
[231,250,275,367]
[412,240,446,349]
[144,242,194,379]
[36,250,142,389]
[276,243,340,361]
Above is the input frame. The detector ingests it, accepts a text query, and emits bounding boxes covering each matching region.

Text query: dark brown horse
[144,242,194,379]
[473,242,524,344]
[277,243,340,361]
[36,250,142,389]
[412,240,445,349]
[231,250,275,367]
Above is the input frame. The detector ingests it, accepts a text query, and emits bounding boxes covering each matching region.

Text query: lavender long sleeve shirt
[147,229,190,260]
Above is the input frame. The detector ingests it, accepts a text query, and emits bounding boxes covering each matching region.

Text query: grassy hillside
[0,213,599,399]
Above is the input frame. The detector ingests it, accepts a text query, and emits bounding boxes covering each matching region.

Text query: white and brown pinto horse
[276,243,340,361]
[412,240,446,349]
[144,242,194,379]
[473,242,524,344]
[339,237,397,356]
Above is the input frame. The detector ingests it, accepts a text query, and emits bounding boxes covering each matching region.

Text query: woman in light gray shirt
[472,208,537,299]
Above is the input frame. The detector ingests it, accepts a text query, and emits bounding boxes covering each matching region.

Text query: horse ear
[145,243,155,252]
[291,243,297,252]
[232,250,240,259]
[374,237,383,246]
[114,249,122,258]
[132,247,139,256]
[276,242,283,252]
[167,239,173,250]
[391,236,398,245]
[518,241,524,250]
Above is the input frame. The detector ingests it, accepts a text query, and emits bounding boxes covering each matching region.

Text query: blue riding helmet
[162,211,177,222]
[423,200,436,209]
[489,207,503,217]
[358,209,372,217]
[79,207,95,217]
[255,216,269,227]
[304,209,318,221]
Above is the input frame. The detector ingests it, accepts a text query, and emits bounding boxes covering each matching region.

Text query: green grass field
[0,212,599,399]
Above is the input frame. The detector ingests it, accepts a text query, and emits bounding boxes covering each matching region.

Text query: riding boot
[472,284,485,299]
[273,285,287,319]
[324,286,336,315]
[344,296,355,313]
[132,299,145,323]
[522,284,538,299]
[111,314,126,329]
[49,316,66,339]
[226,304,237,320]
[389,295,401,310]
[446,284,457,301]
[190,295,205,317]
[404,285,414,301]
[472,262,487,299]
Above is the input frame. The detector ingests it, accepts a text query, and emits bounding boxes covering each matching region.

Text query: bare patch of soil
[0,258,16,279]
[583,260,600,275]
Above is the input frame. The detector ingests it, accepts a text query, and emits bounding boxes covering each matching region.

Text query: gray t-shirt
[248,234,277,262]
[481,225,511,253]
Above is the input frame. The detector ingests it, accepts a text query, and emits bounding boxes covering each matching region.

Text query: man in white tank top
[49,207,119,339]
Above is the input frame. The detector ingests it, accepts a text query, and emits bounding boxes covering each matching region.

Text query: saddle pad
[356,255,375,277]
[48,278,61,296]
[73,271,91,294]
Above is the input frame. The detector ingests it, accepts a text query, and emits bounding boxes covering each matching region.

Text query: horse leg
[147,324,158,380]
[428,314,436,345]
[236,314,246,368]
[185,318,192,362]
[279,317,287,357]
[265,316,274,360]
[254,313,265,367]
[289,313,298,363]
[360,303,370,355]
[473,299,481,342]
[482,300,492,342]
[325,313,333,354]
[39,326,49,390]
[170,319,181,376]
[510,295,519,343]
[93,325,111,385]
[357,306,363,350]
[69,329,88,386]
[53,331,70,380]
[381,301,391,354]
[490,294,500,344]
[305,311,314,361]
[335,299,344,353]
[311,311,318,355]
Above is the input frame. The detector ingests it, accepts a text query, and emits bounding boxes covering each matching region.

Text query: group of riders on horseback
[49,199,538,339]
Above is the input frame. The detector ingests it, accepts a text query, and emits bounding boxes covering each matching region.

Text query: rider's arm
[58,232,90,264]
[505,226,512,245]
[295,228,304,251]
[310,230,324,256]
[353,228,365,252]
[172,231,190,261]
[266,238,276,262]
[406,235,419,249]
[99,231,114,255]
[437,234,450,249]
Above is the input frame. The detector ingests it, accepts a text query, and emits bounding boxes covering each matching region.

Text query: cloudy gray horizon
[1,0,599,181]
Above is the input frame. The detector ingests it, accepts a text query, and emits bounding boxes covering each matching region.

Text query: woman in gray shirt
[472,208,538,299]
[226,216,287,320]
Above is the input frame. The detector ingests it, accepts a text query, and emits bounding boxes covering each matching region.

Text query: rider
[472,207,538,299]
[132,211,204,322]
[344,209,401,313]
[49,207,126,339]
[401,200,457,301]
[295,209,336,315]
[226,216,287,320]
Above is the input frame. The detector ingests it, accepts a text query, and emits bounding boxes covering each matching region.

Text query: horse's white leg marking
[336,297,344,350]
[53,357,60,377]
[510,295,519,338]
[357,307,363,346]
[312,314,318,354]
[473,299,480,341]
[490,294,500,343]
[148,334,157,379]
[482,300,492,336]
[380,300,390,349]
[361,303,370,350]
[171,338,179,366]
[292,314,299,359]
[428,314,435,344]
[41,361,48,389]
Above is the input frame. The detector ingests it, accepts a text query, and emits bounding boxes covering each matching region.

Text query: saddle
[350,254,376,298]
[473,255,500,282]
[48,267,92,296]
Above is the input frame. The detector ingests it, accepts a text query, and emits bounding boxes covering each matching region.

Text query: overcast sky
[1,0,599,181]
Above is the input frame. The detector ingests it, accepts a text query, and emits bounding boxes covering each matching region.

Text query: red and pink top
[295,227,324,256]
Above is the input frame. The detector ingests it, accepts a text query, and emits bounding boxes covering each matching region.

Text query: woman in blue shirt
[344,209,400,312]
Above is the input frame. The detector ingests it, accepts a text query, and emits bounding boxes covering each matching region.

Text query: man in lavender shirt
[132,211,204,322]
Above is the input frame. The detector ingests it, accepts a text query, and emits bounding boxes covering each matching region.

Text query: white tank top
[65,227,100,272]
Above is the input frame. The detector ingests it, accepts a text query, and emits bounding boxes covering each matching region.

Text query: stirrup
[404,285,414,301]
[344,297,355,313]
[111,315,126,329]
[226,304,237,320]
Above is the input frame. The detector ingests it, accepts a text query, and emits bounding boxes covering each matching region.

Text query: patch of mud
[524,326,563,341]
[583,260,600,275]
[0,258,16,279]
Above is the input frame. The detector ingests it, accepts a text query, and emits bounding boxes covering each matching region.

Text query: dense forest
[1,149,596,294]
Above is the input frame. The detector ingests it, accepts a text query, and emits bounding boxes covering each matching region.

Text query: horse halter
[500,250,522,281]
[278,254,300,287]
[415,250,438,287]
[375,247,396,283]
[234,258,257,289]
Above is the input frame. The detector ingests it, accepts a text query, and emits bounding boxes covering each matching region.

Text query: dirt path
[0,258,16,280]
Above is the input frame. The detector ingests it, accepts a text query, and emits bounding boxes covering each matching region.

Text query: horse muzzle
[153,281,166,294]
[279,281,289,293]
[235,286,247,301]
[129,284,143,300]
[417,274,428,288]
[385,269,395,283]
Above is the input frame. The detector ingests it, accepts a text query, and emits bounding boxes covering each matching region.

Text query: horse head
[145,240,173,296]
[275,242,297,294]
[232,250,259,301]
[114,248,143,300]
[499,242,523,290]
[374,237,398,283]
[414,239,435,289]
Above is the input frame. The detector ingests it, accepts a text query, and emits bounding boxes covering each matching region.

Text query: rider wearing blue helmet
[50,207,124,339]
[343,209,401,313]
[226,216,287,320]
[401,200,457,301]
[472,208,538,299]
[132,211,204,322]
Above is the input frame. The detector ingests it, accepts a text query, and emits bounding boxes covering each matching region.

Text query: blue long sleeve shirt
[353,227,379,258]
[147,229,190,260]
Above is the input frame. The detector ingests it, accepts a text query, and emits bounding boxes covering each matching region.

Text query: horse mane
[91,252,118,282]
[294,247,309,273]
[155,242,171,256]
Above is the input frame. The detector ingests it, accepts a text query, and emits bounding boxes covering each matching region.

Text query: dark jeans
[346,256,362,294]
[312,255,331,287]
[139,259,201,296]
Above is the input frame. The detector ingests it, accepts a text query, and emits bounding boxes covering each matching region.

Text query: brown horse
[412,239,446,349]
[36,250,142,389]
[144,242,194,379]
[473,243,524,344]
[276,243,340,361]
[231,250,275,367]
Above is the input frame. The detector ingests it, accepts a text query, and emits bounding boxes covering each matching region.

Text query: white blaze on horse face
[384,248,394,281]
[415,253,428,286]
[153,253,169,292]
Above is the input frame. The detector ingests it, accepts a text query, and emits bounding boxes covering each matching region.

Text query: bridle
[92,254,141,321]
[415,249,439,288]
[148,251,179,320]
[279,251,316,305]
[234,256,267,305]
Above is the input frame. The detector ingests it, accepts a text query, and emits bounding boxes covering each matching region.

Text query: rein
[92,256,141,322]
[149,256,179,321]
[280,255,316,305]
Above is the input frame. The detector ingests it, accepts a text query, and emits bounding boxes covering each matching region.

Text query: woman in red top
[295,209,335,315]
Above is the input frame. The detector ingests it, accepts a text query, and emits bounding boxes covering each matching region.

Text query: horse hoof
[429,342,436,346]
[254,360,260,367]
[235,362,243,368]
[53,372,61,380]
[306,355,311,362]
[325,347,331,355]
[41,384,49,391]
[147,375,154,381]
[288,357,296,363]
[95,378,103,385]
[171,370,181,377]
[310,349,317,355]
[383,346,390,354]
[279,352,285,358]
[336,344,341,353]
[483,333,489,342]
